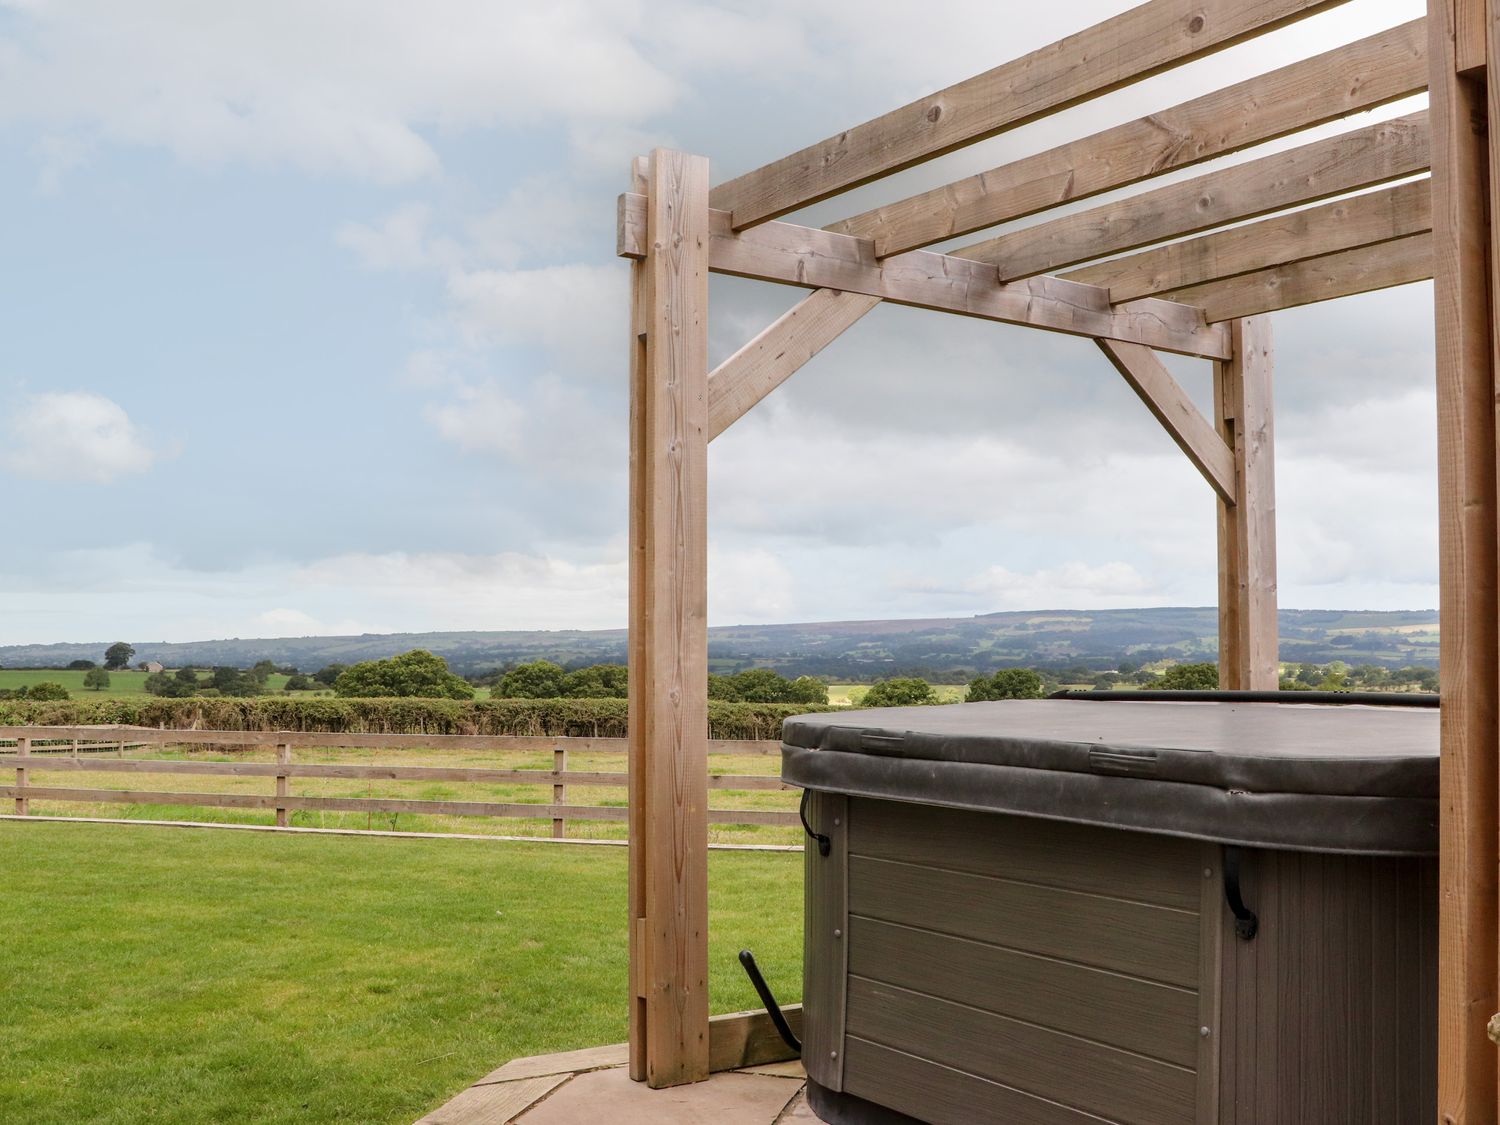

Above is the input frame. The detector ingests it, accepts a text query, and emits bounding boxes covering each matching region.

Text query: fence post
[552,745,567,838]
[15,736,30,815]
[275,741,292,828]
[70,738,79,761]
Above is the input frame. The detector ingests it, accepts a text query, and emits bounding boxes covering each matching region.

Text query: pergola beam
[627,149,712,1089]
[1215,317,1279,690]
[708,0,1352,229]
[1431,0,1498,1115]
[1066,179,1431,304]
[959,111,1430,281]
[1097,339,1236,503]
[830,20,1426,258]
[707,289,880,440]
[1161,230,1434,321]
[619,193,1230,360]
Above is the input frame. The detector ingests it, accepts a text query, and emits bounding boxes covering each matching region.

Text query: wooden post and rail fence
[0,726,796,837]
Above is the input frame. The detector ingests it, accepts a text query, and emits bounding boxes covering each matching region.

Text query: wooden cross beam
[958,111,1430,281]
[618,193,1230,360]
[707,289,880,440]
[1064,179,1431,304]
[709,0,1353,229]
[829,20,1426,259]
[1161,231,1434,321]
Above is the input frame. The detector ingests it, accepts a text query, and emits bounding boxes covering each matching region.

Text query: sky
[0,0,1435,645]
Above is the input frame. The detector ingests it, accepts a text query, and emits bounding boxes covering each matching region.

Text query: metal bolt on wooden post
[275,742,292,828]
[15,736,29,815]
[552,746,567,838]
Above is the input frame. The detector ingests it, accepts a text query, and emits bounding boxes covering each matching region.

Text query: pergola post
[1432,0,1499,1117]
[1215,316,1279,689]
[626,148,712,1089]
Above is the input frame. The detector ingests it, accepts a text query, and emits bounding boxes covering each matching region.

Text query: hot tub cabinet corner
[800,796,1436,1125]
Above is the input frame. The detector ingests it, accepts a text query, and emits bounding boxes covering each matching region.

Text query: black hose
[737,950,801,1054]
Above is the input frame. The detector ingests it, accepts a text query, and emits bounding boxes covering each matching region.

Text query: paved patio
[415,1042,813,1124]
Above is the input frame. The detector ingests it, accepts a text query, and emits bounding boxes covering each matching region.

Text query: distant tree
[202,667,261,697]
[175,667,198,685]
[103,642,135,671]
[967,668,1044,702]
[494,660,568,699]
[25,681,70,701]
[284,673,313,691]
[67,659,97,671]
[560,663,629,699]
[145,672,196,698]
[861,677,939,707]
[250,660,276,685]
[335,649,475,699]
[1116,659,1140,677]
[312,664,347,686]
[1149,662,1219,691]
[83,668,111,691]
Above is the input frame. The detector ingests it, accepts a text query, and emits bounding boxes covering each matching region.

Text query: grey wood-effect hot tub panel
[805,797,1216,1124]
[1214,849,1437,1123]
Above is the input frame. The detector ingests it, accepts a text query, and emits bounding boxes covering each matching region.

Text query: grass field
[0,669,299,699]
[0,821,803,1124]
[18,743,797,845]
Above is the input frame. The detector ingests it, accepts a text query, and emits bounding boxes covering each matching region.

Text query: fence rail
[0,725,795,836]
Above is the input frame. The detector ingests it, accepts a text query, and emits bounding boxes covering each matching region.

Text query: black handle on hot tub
[799,789,831,857]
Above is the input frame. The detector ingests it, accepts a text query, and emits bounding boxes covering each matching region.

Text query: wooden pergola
[616,0,1494,1115]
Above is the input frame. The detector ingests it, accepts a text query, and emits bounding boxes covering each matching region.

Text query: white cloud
[446,263,623,369]
[2,391,158,483]
[0,0,680,181]
[336,203,461,272]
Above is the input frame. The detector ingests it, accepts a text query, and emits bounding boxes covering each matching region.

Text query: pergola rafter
[616,0,1484,1112]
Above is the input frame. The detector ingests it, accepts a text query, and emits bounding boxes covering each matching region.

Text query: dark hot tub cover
[781,699,1438,855]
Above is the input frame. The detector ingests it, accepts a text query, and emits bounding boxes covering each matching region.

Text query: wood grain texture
[413,1073,568,1125]
[1215,851,1437,1122]
[14,735,28,816]
[708,0,1351,228]
[849,854,1199,987]
[830,19,1427,258]
[1067,178,1432,304]
[625,149,651,1082]
[1097,338,1236,502]
[847,916,1199,1067]
[1163,231,1434,321]
[707,1005,805,1072]
[850,796,1203,911]
[846,978,1197,1123]
[619,192,1231,360]
[1196,845,1223,1119]
[960,111,1430,281]
[708,289,879,440]
[840,1037,1107,1125]
[633,148,712,1088]
[274,741,290,828]
[1214,317,1278,691]
[800,792,847,1092]
[1433,1,1500,1119]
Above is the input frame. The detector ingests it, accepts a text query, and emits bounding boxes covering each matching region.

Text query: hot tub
[783,698,1438,1125]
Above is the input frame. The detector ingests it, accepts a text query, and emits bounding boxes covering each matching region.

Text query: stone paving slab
[514,1066,803,1125]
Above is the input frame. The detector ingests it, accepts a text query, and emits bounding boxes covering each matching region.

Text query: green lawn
[0,822,804,1124]
[0,669,301,699]
[21,744,797,845]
